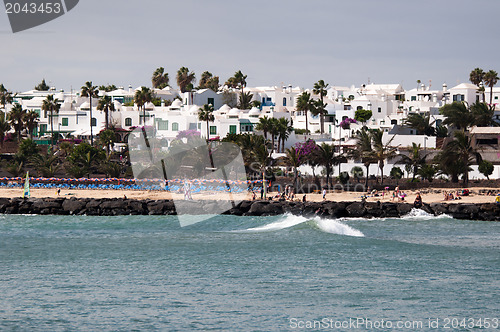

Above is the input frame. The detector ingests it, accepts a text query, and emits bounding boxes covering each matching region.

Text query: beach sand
[1,187,499,205]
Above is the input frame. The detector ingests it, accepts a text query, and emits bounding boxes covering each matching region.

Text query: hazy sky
[1,0,499,92]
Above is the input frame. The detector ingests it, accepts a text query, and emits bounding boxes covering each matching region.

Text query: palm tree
[24,110,39,139]
[396,143,427,182]
[238,91,253,110]
[269,117,280,152]
[439,102,475,131]
[33,152,60,177]
[97,95,115,130]
[441,131,482,186]
[285,146,302,192]
[98,129,116,156]
[470,102,496,127]
[316,143,336,186]
[277,117,293,153]
[81,81,99,145]
[34,79,50,91]
[349,128,374,189]
[225,70,247,95]
[42,95,61,148]
[0,113,11,148]
[484,70,499,105]
[313,80,329,134]
[8,104,26,142]
[198,103,215,140]
[350,166,364,183]
[198,71,220,92]
[469,68,485,102]
[0,84,13,111]
[296,92,313,135]
[152,67,169,89]
[252,137,272,197]
[176,67,196,93]
[255,116,272,139]
[134,87,153,125]
[403,113,436,136]
[370,129,398,185]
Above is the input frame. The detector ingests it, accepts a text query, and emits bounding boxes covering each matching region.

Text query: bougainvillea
[339,117,357,129]
[176,129,201,140]
[294,139,319,162]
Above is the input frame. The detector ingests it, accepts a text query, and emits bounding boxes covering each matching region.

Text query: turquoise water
[0,211,499,331]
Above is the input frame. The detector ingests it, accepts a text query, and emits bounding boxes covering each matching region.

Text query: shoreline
[0,196,499,221]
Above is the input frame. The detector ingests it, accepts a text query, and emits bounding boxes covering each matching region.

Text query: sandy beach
[1,187,499,205]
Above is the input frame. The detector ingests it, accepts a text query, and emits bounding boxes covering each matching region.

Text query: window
[391,120,397,125]
[229,125,237,134]
[61,118,68,126]
[210,126,217,135]
[477,138,498,145]
[410,130,414,135]
[189,123,197,130]
[411,96,416,101]
[357,106,363,111]
[40,124,47,135]
[125,118,132,126]
[91,118,97,127]
[157,120,168,130]
[378,107,381,113]
[453,94,465,102]
[198,123,201,129]
[208,97,214,105]
[495,96,498,100]
[172,122,179,131]
[283,97,287,106]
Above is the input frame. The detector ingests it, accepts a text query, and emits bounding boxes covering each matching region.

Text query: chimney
[442,83,447,92]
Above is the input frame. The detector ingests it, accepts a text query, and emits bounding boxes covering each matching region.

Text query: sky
[1,0,499,93]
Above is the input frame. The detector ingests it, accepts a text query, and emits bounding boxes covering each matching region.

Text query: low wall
[0,198,499,221]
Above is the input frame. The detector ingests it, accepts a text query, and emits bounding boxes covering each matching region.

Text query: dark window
[283,97,286,106]
[125,118,132,126]
[378,107,381,113]
[210,126,217,135]
[477,138,498,145]
[357,106,363,111]
[208,97,214,105]
[172,122,179,131]
[62,118,68,126]
[411,96,417,101]
[91,118,97,127]
[391,120,397,125]
[229,125,237,134]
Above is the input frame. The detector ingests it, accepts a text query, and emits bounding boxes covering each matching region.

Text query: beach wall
[0,197,499,221]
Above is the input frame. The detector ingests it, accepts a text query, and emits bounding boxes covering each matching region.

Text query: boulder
[345,202,366,217]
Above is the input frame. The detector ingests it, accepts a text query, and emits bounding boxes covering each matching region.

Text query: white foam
[314,218,365,237]
[245,214,307,232]
[401,208,451,221]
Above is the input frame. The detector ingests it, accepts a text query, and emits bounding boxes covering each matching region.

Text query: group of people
[391,187,408,202]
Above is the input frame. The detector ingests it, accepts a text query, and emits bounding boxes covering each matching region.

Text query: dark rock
[62,199,87,214]
[396,203,413,216]
[430,203,449,215]
[346,202,366,217]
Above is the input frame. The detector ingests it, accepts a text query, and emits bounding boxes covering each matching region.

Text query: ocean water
[0,210,499,331]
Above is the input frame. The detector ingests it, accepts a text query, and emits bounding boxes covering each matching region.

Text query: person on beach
[302,194,306,202]
[252,191,256,201]
[414,192,422,208]
[322,188,327,200]
[496,195,500,204]
[57,188,61,196]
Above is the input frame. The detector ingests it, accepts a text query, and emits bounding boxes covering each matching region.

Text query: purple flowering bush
[339,117,357,129]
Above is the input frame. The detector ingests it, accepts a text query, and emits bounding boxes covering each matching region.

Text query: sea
[0,210,499,331]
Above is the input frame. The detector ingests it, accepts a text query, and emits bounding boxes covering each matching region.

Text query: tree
[316,143,336,186]
[0,84,13,110]
[396,143,426,182]
[42,94,61,148]
[134,86,154,125]
[370,129,397,185]
[470,102,496,127]
[0,113,10,148]
[439,102,475,131]
[24,110,39,139]
[98,84,117,92]
[418,164,437,182]
[16,138,39,164]
[99,129,116,156]
[268,118,280,152]
[285,146,302,192]
[354,109,372,125]
[484,70,499,105]
[312,80,329,134]
[176,67,196,93]
[238,91,253,110]
[81,81,99,145]
[97,95,115,130]
[152,67,169,89]
[277,117,293,153]
[34,79,50,91]
[349,127,374,189]
[403,113,435,136]
[296,92,313,135]
[469,67,485,102]
[351,166,364,183]
[198,71,220,92]
[8,103,26,142]
[255,116,272,140]
[478,160,494,180]
[390,166,403,185]
[33,152,60,177]
[225,70,247,95]
[198,103,215,140]
[440,131,482,186]
[67,142,105,178]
